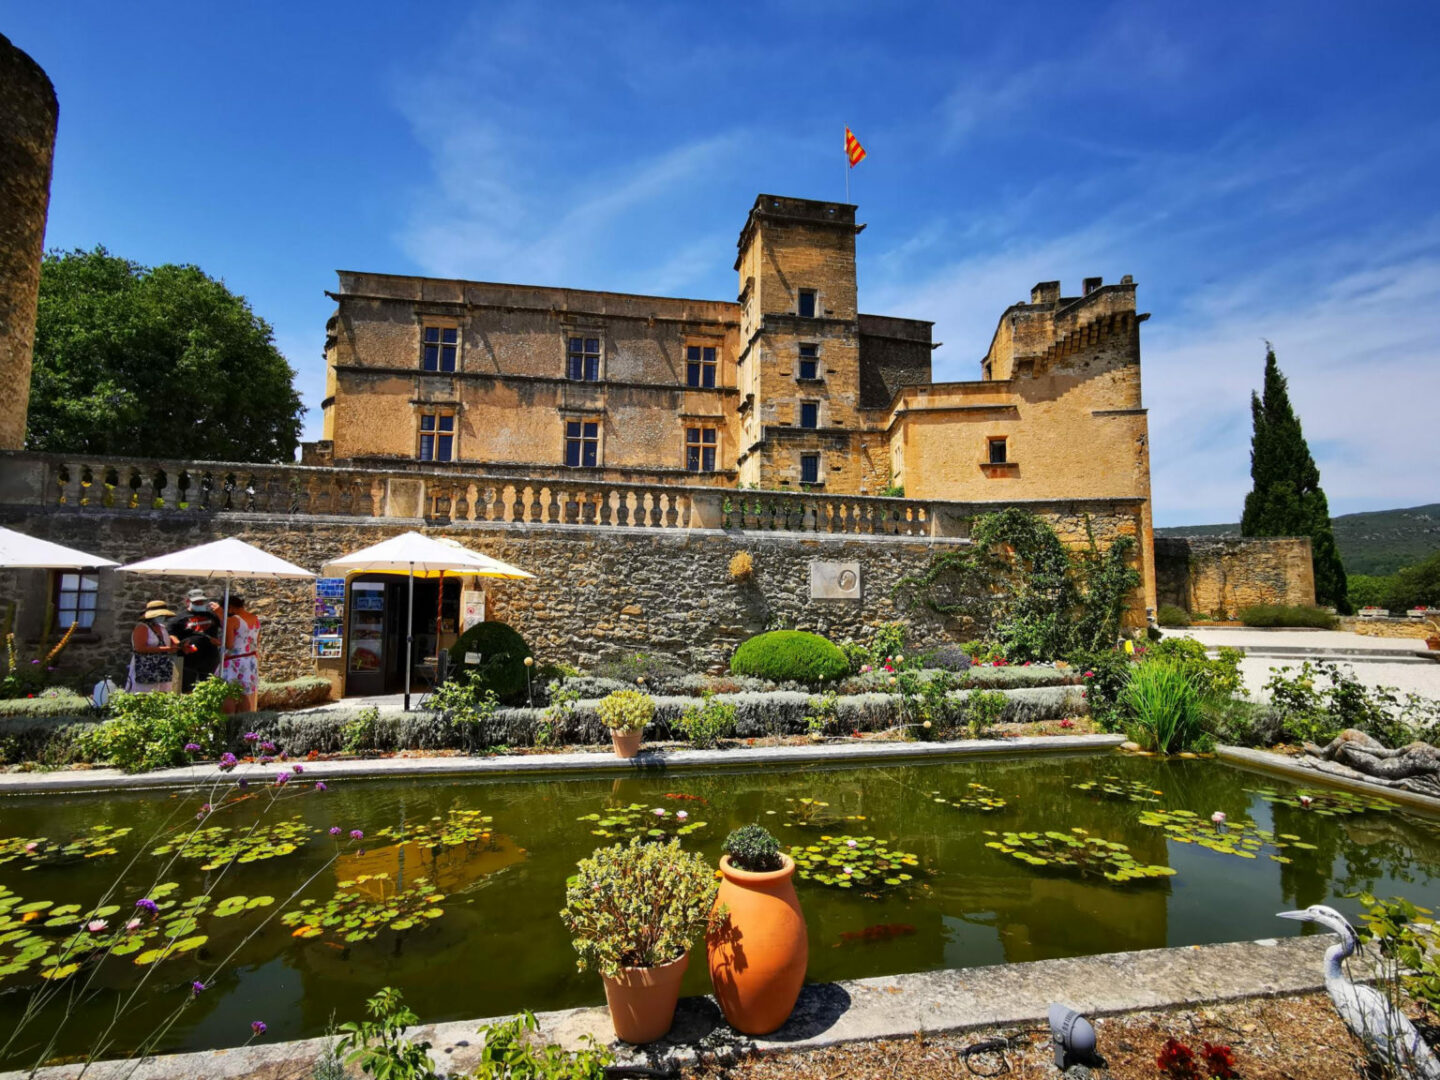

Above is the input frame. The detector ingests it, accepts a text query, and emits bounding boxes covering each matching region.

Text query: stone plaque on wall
[810,560,861,600]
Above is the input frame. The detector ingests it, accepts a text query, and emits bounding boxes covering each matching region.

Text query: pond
[2,751,1438,1067]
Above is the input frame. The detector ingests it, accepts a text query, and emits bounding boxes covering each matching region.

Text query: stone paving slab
[0,935,1343,1080]
[1180,627,1431,653]
[0,734,1124,795]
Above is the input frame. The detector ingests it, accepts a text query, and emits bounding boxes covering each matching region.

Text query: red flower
[1080,691,1087,698]
[1156,1037,1200,1079]
[1201,1043,1238,1079]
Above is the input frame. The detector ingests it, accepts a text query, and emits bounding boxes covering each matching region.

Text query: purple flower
[238,778,249,789]
[260,742,276,753]
[199,803,212,814]
[184,743,202,754]
[135,898,158,914]
[251,1020,267,1036]
[243,732,260,742]
[349,829,363,841]
[191,980,206,997]
[292,763,303,774]
[314,781,327,792]
[218,752,237,771]
[274,771,291,786]
[357,849,366,856]
[329,826,341,836]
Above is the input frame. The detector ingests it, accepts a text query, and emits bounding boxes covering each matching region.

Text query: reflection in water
[1,754,1438,1066]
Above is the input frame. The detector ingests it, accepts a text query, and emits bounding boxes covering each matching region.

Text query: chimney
[1030,281,1060,304]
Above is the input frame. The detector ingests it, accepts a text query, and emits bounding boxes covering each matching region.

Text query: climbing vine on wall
[893,508,1140,661]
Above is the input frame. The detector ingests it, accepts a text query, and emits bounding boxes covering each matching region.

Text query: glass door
[346,580,386,696]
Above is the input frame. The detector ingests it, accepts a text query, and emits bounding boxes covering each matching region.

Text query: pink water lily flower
[23,842,38,852]
[1298,795,1314,808]
[676,811,688,820]
[652,808,667,817]
[1211,811,1226,826]
[87,919,108,932]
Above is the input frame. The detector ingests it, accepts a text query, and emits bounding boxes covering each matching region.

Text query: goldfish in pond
[834,923,916,946]
[663,793,708,803]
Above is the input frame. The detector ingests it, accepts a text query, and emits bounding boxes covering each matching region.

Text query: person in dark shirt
[167,588,223,693]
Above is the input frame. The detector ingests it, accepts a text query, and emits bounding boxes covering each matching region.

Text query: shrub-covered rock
[256,677,332,711]
[730,631,849,684]
[448,621,534,704]
[921,645,974,672]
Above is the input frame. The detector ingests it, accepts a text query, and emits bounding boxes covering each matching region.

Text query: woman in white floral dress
[220,594,261,713]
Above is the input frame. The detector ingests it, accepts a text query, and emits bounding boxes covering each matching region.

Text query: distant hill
[1156,503,1440,576]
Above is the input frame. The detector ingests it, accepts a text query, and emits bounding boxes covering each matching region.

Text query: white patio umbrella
[0,526,119,569]
[322,531,533,711]
[117,538,316,678]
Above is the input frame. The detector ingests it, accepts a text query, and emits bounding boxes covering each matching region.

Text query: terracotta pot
[706,853,807,1035]
[611,730,643,758]
[1427,636,1440,651]
[599,950,688,1044]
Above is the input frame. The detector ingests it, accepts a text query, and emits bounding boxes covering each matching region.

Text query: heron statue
[1278,904,1440,1079]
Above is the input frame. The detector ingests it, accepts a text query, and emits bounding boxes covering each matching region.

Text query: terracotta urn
[600,950,688,1044]
[1427,635,1440,652]
[706,854,807,1035]
[611,730,643,758]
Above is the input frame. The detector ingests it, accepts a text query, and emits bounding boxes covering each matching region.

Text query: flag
[845,127,867,168]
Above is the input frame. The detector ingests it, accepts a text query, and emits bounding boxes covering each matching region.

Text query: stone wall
[0,33,58,451]
[1154,536,1316,617]
[1338,617,1435,641]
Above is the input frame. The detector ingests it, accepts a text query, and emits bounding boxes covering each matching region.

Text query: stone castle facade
[310,195,1153,540]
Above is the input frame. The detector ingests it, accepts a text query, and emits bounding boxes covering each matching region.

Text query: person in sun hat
[127,599,178,693]
[219,592,261,714]
[166,588,223,693]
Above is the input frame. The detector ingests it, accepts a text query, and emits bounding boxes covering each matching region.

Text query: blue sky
[10,1,1440,526]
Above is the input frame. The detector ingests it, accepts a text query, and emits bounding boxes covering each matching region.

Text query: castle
[310,193,1153,533]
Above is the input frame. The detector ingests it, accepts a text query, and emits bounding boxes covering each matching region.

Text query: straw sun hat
[142,600,175,620]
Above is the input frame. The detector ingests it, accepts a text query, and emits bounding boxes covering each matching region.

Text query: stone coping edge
[0,734,1124,796]
[1217,744,1440,815]
[1,935,1342,1080]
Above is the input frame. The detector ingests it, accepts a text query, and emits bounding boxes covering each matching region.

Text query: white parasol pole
[404,561,415,712]
[216,579,231,680]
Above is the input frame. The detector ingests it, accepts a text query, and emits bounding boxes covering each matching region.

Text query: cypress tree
[1241,347,1350,612]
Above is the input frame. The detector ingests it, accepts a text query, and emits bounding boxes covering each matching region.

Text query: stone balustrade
[0,451,1141,541]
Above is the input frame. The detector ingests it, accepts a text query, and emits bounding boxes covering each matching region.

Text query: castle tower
[733,195,865,490]
[0,33,58,450]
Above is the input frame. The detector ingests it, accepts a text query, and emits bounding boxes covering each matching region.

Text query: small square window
[421,326,457,372]
[799,402,818,429]
[685,426,718,472]
[797,290,817,318]
[56,572,99,630]
[565,419,600,467]
[800,453,820,484]
[418,410,455,461]
[988,437,1008,465]
[798,344,819,380]
[567,336,601,381]
[686,345,718,388]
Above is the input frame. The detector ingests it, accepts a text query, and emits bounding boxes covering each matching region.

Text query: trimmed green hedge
[448,621,533,704]
[256,677,332,711]
[730,631,849,684]
[1157,604,1191,628]
[0,691,93,719]
[1239,604,1338,629]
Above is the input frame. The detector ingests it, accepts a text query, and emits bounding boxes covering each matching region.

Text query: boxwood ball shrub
[724,824,783,873]
[448,621,533,704]
[1156,604,1191,628]
[729,630,849,684]
[1239,604,1338,629]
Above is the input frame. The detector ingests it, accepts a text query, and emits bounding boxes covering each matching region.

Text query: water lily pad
[0,825,133,869]
[787,835,922,894]
[1247,786,1398,817]
[1072,776,1163,803]
[782,797,867,829]
[151,816,317,871]
[280,877,446,945]
[577,803,709,843]
[983,827,1176,884]
[930,784,1008,813]
[375,809,496,847]
[1137,808,1299,862]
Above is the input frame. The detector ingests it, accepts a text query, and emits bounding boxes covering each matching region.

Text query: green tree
[27,247,304,462]
[1240,346,1350,612]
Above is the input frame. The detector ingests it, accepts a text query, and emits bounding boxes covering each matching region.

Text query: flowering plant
[77,676,240,772]
[560,838,717,977]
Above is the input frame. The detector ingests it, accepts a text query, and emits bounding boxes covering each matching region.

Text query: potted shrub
[706,824,807,1036]
[597,689,653,758]
[560,837,717,1044]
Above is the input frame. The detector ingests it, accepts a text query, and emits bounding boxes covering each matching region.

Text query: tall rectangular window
[797,289,817,318]
[988,437,1008,464]
[565,420,599,467]
[56,572,98,630]
[686,345,717,388]
[567,336,601,381]
[800,453,820,484]
[685,426,717,472]
[799,402,818,429]
[418,412,454,461]
[422,327,457,372]
[798,344,819,380]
